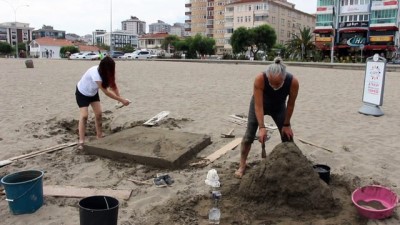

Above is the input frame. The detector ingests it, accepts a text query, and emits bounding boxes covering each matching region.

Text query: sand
[0,58,400,225]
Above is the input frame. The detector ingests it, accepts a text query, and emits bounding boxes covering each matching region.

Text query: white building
[29,37,73,59]
[0,22,34,53]
[121,16,146,35]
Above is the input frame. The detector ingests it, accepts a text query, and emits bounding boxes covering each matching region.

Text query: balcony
[207,24,214,28]
[207,16,214,19]
[185,28,192,31]
[185,20,191,23]
[185,11,192,15]
[185,3,191,7]
[207,7,214,10]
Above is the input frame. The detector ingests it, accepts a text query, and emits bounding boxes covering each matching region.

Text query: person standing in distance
[235,57,299,178]
[75,56,130,150]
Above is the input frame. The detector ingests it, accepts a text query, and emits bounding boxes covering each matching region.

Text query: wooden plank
[297,137,333,153]
[228,115,278,130]
[205,137,242,162]
[0,142,77,167]
[43,185,132,200]
[143,111,170,126]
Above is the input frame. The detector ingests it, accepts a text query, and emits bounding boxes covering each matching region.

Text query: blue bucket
[1,170,44,215]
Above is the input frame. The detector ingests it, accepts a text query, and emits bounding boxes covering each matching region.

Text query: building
[92,30,107,46]
[185,0,315,55]
[29,37,73,59]
[32,25,66,40]
[0,22,34,51]
[149,20,171,34]
[138,32,169,49]
[121,16,146,35]
[170,23,185,37]
[95,30,138,49]
[314,0,399,60]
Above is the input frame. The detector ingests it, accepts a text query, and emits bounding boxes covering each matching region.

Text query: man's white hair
[266,57,286,79]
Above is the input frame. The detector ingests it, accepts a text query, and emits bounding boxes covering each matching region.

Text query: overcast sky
[0,0,317,36]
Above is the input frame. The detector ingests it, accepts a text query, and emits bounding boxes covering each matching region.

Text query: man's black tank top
[262,72,293,111]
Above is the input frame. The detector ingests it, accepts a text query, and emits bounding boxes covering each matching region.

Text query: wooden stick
[127,178,152,185]
[23,142,77,159]
[297,137,333,153]
[9,142,75,161]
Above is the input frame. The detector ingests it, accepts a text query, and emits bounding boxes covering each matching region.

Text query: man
[235,57,299,178]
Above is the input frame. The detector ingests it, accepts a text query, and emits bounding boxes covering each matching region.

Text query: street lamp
[110,0,113,52]
[1,0,29,58]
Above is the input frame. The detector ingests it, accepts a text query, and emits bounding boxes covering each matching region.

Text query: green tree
[0,42,12,55]
[249,24,276,60]
[191,33,215,58]
[230,27,250,55]
[230,24,276,60]
[120,44,135,53]
[286,27,315,61]
[60,46,79,58]
[161,35,180,52]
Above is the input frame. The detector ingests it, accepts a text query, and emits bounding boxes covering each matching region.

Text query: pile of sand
[238,142,334,210]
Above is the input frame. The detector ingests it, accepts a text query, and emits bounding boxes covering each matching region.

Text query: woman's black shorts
[75,87,100,108]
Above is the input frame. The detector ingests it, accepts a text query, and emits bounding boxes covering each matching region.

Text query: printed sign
[339,22,369,28]
[316,37,332,42]
[341,4,369,13]
[347,36,367,47]
[362,61,386,105]
[369,36,393,42]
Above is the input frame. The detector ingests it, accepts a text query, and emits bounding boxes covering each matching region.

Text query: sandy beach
[0,58,399,225]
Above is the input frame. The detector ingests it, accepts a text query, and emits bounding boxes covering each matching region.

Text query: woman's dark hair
[98,56,116,89]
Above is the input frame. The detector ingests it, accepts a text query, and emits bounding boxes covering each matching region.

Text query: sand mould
[0,59,400,224]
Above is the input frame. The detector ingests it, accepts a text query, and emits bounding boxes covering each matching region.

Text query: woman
[75,56,130,150]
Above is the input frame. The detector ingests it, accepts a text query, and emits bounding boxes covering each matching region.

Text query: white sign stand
[358,54,386,116]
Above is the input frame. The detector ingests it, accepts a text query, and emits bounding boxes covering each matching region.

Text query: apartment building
[185,0,315,55]
[0,22,34,49]
[314,0,399,59]
[149,20,171,34]
[121,16,146,35]
[32,25,65,40]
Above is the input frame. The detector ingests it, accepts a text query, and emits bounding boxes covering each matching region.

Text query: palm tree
[286,27,315,61]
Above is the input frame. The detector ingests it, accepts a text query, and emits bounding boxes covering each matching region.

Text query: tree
[120,44,135,53]
[191,33,215,58]
[230,27,250,55]
[0,42,12,55]
[161,35,180,52]
[230,24,276,60]
[249,24,276,60]
[286,27,315,61]
[60,46,79,58]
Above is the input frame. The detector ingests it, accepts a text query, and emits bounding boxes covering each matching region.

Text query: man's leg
[90,101,103,139]
[270,105,291,142]
[235,97,258,178]
[235,141,252,178]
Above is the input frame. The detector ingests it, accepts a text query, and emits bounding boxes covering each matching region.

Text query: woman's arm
[96,81,130,105]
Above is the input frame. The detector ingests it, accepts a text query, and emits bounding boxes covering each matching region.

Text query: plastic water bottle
[208,207,221,224]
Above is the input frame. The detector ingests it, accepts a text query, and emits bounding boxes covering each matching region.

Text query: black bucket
[79,196,119,225]
[313,164,331,184]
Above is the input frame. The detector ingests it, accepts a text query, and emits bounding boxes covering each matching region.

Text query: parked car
[69,52,99,60]
[109,51,125,58]
[389,57,400,64]
[69,52,84,59]
[131,50,152,59]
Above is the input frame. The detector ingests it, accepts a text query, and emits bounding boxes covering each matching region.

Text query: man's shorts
[242,97,288,144]
[75,87,100,108]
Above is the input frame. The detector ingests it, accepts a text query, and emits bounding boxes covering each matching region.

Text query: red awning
[313,29,333,33]
[369,26,398,31]
[339,28,368,33]
[363,45,396,51]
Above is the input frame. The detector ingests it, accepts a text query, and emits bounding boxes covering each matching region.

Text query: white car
[70,52,99,60]
[120,50,152,60]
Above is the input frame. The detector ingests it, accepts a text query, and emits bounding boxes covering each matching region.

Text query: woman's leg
[78,107,89,144]
[91,101,103,139]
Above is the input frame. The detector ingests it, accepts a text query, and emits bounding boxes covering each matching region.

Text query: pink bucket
[352,185,398,219]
